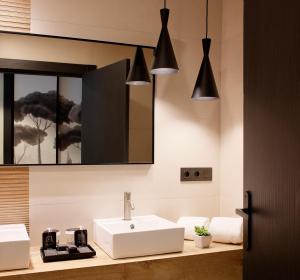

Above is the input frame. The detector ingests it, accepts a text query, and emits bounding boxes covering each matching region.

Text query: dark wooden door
[244,0,300,279]
[82,59,130,164]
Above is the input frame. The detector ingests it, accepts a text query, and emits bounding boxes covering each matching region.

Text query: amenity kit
[40,227,96,262]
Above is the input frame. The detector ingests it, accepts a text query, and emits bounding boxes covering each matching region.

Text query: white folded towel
[209,217,243,244]
[177,217,209,240]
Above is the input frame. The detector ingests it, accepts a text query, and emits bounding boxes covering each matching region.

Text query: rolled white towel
[209,217,243,244]
[177,217,209,240]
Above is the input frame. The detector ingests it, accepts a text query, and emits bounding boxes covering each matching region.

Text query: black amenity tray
[40,244,96,263]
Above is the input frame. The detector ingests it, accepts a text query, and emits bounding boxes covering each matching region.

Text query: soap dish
[40,244,96,263]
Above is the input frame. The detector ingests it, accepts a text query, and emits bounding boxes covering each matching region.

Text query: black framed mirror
[0,31,155,165]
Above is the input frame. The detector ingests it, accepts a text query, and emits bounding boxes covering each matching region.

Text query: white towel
[209,217,243,244]
[177,217,209,240]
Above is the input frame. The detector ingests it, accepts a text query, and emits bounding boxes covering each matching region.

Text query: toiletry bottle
[74,227,88,247]
[42,228,60,250]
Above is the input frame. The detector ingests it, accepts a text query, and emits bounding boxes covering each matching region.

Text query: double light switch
[180,167,212,182]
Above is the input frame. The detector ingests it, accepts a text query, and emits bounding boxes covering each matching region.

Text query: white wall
[29,0,223,245]
[219,0,244,216]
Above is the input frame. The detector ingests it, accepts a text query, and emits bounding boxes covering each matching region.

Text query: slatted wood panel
[0,0,30,32]
[0,167,29,232]
[244,0,300,279]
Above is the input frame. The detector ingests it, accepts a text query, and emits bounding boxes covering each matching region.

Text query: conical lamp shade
[126,46,151,86]
[192,38,219,100]
[151,8,179,75]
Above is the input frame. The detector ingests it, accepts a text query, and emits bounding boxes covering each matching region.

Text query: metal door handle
[236,191,252,250]
[236,208,249,219]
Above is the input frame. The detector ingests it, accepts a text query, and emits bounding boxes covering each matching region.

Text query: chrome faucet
[124,192,135,220]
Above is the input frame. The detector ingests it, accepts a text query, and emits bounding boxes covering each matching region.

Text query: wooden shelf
[0,241,243,280]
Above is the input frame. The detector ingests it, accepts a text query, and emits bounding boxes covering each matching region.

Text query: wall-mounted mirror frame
[0,31,155,166]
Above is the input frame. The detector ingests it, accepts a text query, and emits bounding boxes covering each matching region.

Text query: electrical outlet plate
[180,167,212,182]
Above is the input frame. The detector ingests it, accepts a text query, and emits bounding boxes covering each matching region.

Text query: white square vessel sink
[94,215,184,259]
[0,224,30,271]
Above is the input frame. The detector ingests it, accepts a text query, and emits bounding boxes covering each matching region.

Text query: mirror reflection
[0,32,154,165]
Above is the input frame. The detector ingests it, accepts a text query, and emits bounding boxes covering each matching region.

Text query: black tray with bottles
[41,228,96,262]
[40,244,96,263]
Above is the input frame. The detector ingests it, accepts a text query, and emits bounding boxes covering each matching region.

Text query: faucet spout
[124,192,134,220]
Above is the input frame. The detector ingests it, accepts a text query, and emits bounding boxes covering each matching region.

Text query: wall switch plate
[180,167,212,182]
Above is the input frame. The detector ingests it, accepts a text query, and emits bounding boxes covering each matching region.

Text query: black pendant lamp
[151,0,178,75]
[126,46,151,86]
[192,0,219,100]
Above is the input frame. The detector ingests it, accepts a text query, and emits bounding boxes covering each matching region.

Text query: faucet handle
[130,202,135,210]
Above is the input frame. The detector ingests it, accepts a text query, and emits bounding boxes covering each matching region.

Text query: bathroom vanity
[0,241,242,280]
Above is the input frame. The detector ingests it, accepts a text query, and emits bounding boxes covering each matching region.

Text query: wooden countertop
[0,241,242,278]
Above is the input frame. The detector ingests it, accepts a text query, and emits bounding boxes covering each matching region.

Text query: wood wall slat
[0,0,30,32]
[1,0,30,5]
[0,10,30,17]
[0,19,29,28]
[0,1,30,9]
[0,26,28,32]
[0,167,29,233]
[0,15,30,23]
[0,5,29,13]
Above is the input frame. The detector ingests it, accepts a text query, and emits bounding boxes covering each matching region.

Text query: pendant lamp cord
[164,0,166,8]
[206,0,208,38]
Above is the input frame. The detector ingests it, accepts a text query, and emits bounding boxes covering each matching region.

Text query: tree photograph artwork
[14,74,57,164]
[57,77,82,164]
[14,124,47,164]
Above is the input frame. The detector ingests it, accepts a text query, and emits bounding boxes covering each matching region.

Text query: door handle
[236,191,252,250]
[236,208,249,219]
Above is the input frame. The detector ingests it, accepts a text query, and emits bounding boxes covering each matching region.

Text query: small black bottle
[42,228,60,250]
[74,228,88,247]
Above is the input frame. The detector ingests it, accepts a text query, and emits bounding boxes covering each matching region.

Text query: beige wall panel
[220,0,244,216]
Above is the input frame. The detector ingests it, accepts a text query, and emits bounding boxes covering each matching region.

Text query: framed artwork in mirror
[14,74,57,164]
[58,77,82,164]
